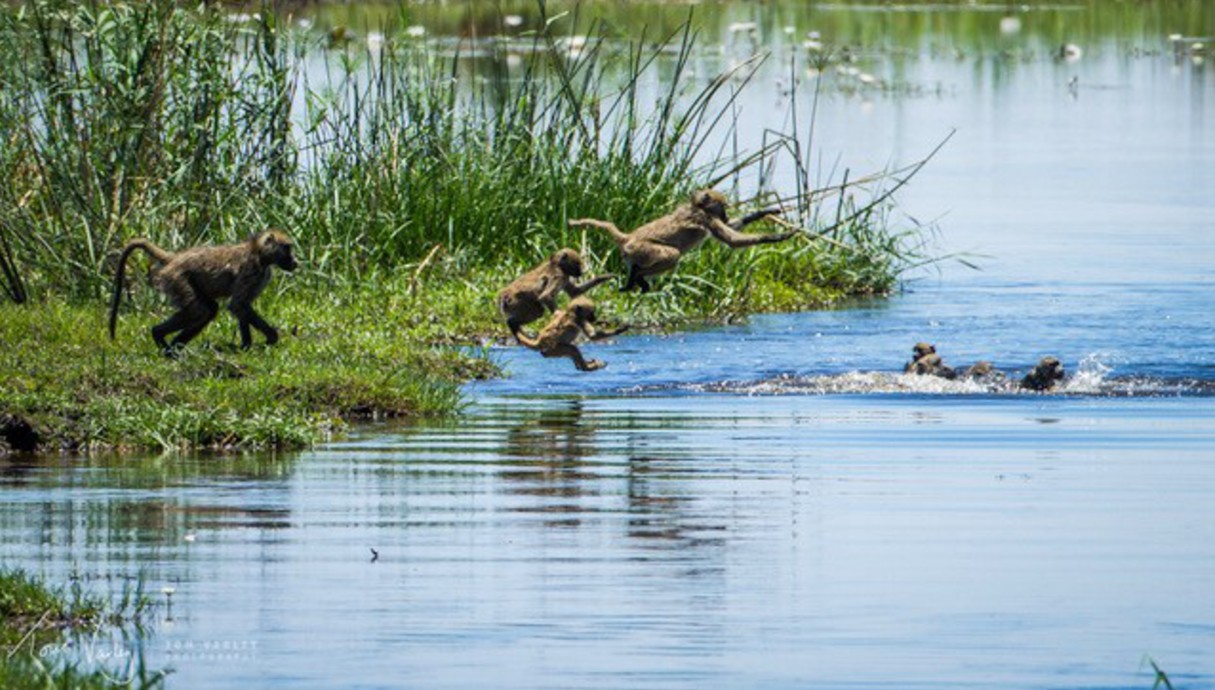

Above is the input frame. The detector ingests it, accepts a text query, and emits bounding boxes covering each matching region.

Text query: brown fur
[515,297,628,372]
[568,189,790,293]
[497,248,613,343]
[904,342,957,378]
[1020,356,1065,391]
[109,230,298,355]
[904,342,937,373]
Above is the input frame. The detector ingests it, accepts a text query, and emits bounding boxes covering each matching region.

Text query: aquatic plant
[0,567,164,689]
[0,0,934,451]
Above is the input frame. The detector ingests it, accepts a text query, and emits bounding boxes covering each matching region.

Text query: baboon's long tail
[591,222,630,247]
[108,239,172,339]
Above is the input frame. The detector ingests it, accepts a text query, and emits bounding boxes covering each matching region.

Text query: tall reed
[0,0,922,314]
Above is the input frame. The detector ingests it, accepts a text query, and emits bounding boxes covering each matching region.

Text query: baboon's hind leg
[152,299,218,356]
[546,343,605,372]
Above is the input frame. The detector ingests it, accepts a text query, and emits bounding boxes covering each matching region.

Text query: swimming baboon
[514,297,628,372]
[958,360,1004,382]
[904,342,957,378]
[568,189,791,293]
[497,248,613,342]
[905,344,1005,383]
[109,230,298,355]
[1020,356,1065,391]
[904,342,937,373]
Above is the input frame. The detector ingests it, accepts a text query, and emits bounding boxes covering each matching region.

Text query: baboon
[1020,356,1065,391]
[958,360,1004,383]
[109,230,298,355]
[497,248,613,342]
[904,342,957,378]
[568,189,791,293]
[515,297,628,372]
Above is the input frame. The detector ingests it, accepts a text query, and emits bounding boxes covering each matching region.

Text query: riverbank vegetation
[0,0,932,452]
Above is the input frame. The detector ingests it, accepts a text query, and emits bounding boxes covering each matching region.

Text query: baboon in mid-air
[497,248,613,342]
[1020,356,1065,391]
[568,189,791,293]
[514,297,628,372]
[109,230,298,355]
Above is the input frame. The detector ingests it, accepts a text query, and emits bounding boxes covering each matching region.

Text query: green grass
[1,276,493,452]
[0,567,163,689]
[0,0,937,453]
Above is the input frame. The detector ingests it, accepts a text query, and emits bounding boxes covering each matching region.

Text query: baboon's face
[692,189,729,220]
[570,298,596,323]
[260,230,298,272]
[554,249,584,278]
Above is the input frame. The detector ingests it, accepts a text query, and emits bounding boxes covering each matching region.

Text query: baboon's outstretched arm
[582,322,629,341]
[728,205,784,231]
[706,218,795,248]
[566,274,614,297]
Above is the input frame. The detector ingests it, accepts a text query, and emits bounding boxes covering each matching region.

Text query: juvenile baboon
[109,230,298,355]
[568,189,791,293]
[904,342,957,378]
[515,297,628,372]
[497,248,613,342]
[958,360,1004,383]
[1020,356,1065,391]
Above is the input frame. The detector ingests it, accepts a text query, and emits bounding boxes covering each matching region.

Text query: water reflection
[4,395,1215,687]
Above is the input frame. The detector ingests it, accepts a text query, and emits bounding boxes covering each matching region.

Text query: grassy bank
[0,568,163,689]
[0,1,929,453]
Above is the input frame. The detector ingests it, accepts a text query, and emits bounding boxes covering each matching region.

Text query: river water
[3,2,1214,688]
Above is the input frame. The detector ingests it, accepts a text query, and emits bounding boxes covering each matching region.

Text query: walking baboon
[515,297,628,372]
[497,248,613,342]
[109,230,298,355]
[1020,356,1065,391]
[568,189,790,293]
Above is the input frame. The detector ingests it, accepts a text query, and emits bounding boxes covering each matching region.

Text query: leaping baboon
[109,230,298,355]
[515,297,628,372]
[1020,356,1065,391]
[568,189,790,293]
[497,248,613,343]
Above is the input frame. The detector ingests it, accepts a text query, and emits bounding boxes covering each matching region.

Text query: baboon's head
[912,342,936,360]
[569,296,597,323]
[552,248,584,278]
[256,229,298,272]
[691,189,729,220]
[967,361,994,377]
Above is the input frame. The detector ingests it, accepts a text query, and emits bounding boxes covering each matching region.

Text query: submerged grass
[0,567,164,689]
[0,0,935,452]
